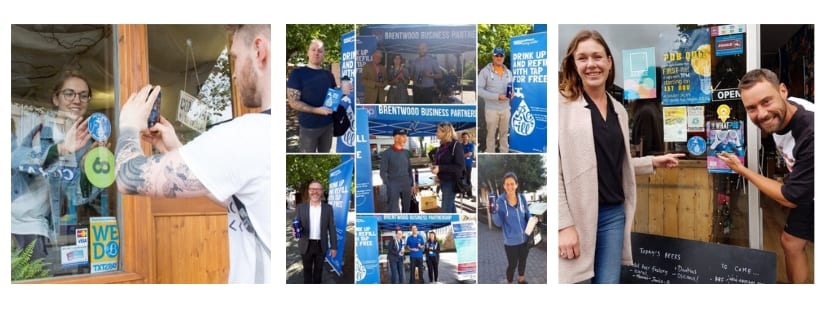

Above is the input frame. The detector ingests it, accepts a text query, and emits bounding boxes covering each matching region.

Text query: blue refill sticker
[688,136,706,156]
[87,112,111,142]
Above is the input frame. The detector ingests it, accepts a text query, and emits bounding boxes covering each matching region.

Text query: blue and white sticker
[87,112,111,142]
[688,136,706,156]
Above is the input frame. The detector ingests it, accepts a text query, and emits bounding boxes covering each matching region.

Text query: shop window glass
[146,24,234,144]
[11,25,119,280]
[559,24,750,246]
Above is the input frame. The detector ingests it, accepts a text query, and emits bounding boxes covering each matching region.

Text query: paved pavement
[285,208,355,284]
[477,215,548,284]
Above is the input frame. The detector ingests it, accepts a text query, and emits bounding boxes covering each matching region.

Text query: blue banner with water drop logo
[509,31,547,153]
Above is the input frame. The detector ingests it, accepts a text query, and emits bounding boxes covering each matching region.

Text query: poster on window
[89,216,120,273]
[663,106,687,142]
[177,90,207,133]
[623,47,657,100]
[661,27,711,105]
[706,120,745,173]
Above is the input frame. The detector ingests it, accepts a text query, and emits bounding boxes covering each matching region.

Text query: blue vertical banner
[354,215,380,284]
[661,27,711,105]
[509,31,547,153]
[326,158,353,275]
[336,31,356,153]
[356,35,378,105]
[452,221,477,282]
[354,108,374,213]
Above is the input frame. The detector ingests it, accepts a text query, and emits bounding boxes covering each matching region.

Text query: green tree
[477,154,546,194]
[477,24,534,69]
[286,154,342,200]
[286,24,354,66]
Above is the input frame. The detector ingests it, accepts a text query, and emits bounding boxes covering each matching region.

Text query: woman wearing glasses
[12,70,103,262]
[430,122,465,214]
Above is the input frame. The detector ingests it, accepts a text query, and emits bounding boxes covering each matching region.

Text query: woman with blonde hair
[430,122,464,213]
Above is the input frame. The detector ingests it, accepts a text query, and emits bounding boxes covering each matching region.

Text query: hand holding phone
[147,88,162,128]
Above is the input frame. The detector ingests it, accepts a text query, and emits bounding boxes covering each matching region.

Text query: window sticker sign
[89,217,120,273]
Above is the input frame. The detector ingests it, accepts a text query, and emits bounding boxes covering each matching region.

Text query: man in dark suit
[295,180,338,283]
[386,229,405,284]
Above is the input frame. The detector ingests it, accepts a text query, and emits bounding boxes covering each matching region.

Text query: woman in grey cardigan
[557,30,684,284]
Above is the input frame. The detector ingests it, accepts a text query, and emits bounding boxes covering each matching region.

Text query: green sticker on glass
[84,146,116,188]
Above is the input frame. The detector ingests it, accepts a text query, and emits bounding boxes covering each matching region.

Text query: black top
[584,91,625,205]
[631,101,664,156]
[777,102,814,210]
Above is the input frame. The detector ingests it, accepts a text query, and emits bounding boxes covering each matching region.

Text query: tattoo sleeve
[115,127,207,197]
[286,88,308,112]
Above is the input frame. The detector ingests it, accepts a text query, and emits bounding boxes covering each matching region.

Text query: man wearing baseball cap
[478,47,513,153]
[379,128,416,213]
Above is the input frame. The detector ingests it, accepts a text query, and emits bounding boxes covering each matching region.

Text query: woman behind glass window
[11,70,103,264]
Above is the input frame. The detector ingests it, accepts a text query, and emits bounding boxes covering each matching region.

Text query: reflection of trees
[197,48,232,125]
[477,154,546,195]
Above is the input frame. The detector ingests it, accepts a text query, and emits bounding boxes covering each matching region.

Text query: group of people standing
[387,225,442,284]
[362,42,448,105]
[558,29,813,284]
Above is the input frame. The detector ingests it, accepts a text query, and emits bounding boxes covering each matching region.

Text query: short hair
[308,180,323,189]
[461,131,470,137]
[739,68,780,92]
[225,24,270,45]
[52,70,92,98]
[502,172,519,184]
[559,30,615,101]
[309,38,325,50]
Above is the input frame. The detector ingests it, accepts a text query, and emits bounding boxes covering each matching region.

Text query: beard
[238,62,261,108]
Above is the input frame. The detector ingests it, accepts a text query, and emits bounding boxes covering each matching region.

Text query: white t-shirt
[179,113,271,284]
[309,204,322,240]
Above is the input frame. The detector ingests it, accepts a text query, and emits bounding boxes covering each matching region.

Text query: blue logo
[687,136,706,156]
[88,113,111,142]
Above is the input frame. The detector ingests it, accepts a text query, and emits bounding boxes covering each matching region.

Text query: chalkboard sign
[621,232,776,284]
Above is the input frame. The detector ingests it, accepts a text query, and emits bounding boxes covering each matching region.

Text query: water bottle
[506,82,513,99]
[488,193,497,214]
[293,217,302,239]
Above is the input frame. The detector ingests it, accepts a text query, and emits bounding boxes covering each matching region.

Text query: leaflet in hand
[323,88,343,111]
[525,216,539,235]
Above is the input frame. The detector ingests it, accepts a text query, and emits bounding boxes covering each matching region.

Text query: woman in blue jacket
[491,172,531,284]
[424,230,441,283]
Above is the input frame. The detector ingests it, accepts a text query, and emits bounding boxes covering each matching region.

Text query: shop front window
[559,24,751,246]
[11,25,119,281]
[146,24,234,144]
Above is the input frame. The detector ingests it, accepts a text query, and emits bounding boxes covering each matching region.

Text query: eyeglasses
[493,54,505,58]
[59,89,91,103]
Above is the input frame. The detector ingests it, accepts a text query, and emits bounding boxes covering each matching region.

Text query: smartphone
[147,88,161,128]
